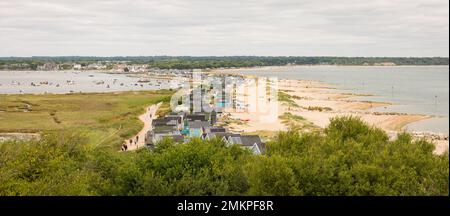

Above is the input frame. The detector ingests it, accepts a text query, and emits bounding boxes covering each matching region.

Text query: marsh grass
[278,91,299,107]
[0,90,173,149]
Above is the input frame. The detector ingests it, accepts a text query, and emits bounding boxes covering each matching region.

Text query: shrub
[0,116,447,196]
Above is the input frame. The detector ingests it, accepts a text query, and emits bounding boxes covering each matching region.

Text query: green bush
[267,116,448,195]
[0,116,447,196]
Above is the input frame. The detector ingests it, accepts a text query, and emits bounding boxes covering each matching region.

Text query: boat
[94,81,105,85]
[137,78,151,83]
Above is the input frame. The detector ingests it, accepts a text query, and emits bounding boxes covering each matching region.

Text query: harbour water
[0,71,179,94]
[224,66,449,135]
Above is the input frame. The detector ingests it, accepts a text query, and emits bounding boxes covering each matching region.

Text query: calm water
[227,66,449,135]
[0,71,179,94]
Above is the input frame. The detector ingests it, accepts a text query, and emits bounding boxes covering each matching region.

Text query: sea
[0,71,179,94]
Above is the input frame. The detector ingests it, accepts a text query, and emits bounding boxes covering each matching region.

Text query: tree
[0,117,447,196]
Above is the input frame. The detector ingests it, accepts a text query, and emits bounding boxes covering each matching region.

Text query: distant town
[1,56,448,71]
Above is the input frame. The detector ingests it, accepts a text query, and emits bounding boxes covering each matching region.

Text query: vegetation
[301,106,333,112]
[155,102,171,117]
[224,118,248,126]
[1,56,448,70]
[0,91,173,149]
[279,112,319,132]
[0,116,447,196]
[242,130,278,140]
[291,95,308,100]
[278,91,299,107]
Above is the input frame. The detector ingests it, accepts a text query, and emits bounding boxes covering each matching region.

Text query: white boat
[137,78,151,83]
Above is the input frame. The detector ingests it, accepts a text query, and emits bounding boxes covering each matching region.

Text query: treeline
[0,116,447,196]
[0,56,448,70]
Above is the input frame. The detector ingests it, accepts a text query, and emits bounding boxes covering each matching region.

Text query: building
[186,113,208,122]
[203,132,232,140]
[188,120,210,137]
[143,79,266,154]
[205,126,227,134]
[87,62,107,70]
[37,62,59,71]
[73,64,82,70]
[146,122,181,147]
[224,134,266,155]
[152,115,183,130]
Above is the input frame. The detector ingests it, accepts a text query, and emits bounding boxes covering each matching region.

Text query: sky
[0,0,448,57]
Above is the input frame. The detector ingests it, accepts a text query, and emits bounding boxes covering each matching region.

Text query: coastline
[207,64,449,74]
[211,67,449,155]
[1,68,448,154]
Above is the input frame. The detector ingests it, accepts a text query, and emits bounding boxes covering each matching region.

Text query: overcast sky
[0,0,448,57]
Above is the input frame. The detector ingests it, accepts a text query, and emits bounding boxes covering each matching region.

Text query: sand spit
[220,77,448,155]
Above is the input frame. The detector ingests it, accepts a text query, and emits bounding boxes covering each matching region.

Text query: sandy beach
[214,73,449,155]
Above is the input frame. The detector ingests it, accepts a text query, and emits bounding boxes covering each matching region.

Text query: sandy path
[124,102,162,151]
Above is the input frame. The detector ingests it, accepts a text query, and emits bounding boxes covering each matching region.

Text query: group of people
[121,135,140,151]
[120,105,156,152]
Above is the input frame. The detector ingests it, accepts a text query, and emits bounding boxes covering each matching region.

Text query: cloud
[0,0,448,56]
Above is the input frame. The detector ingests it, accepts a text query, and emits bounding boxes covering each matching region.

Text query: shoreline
[207,64,449,73]
[0,89,171,96]
[211,68,448,155]
[1,68,448,154]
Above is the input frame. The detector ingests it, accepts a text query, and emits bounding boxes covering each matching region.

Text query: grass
[278,91,299,107]
[155,102,171,117]
[291,95,310,100]
[280,89,295,93]
[224,118,248,126]
[242,130,278,140]
[279,112,320,132]
[301,106,333,112]
[0,90,173,149]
